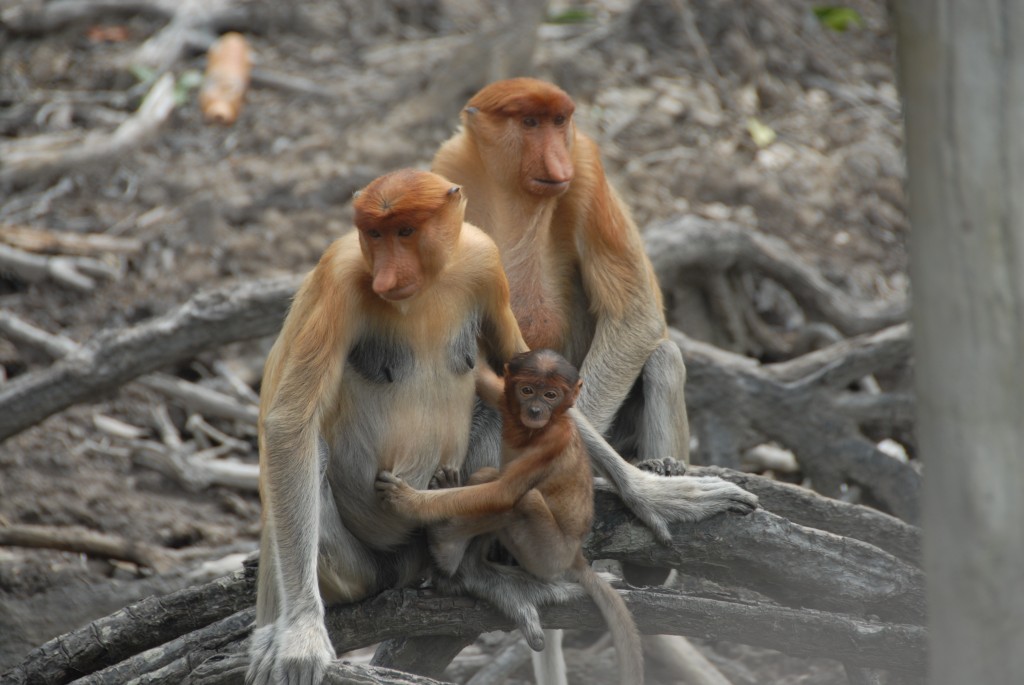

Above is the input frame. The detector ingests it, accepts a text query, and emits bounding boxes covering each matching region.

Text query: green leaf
[174,69,203,105]
[128,64,156,84]
[813,6,864,32]
[546,8,591,24]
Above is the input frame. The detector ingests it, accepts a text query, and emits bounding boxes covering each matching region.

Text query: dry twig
[0,523,164,569]
[0,74,176,189]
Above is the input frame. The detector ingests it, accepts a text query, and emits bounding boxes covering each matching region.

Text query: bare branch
[676,328,922,523]
[0,275,298,442]
[690,466,921,564]
[647,215,907,336]
[0,224,142,256]
[0,523,164,569]
[0,74,177,189]
[0,243,119,291]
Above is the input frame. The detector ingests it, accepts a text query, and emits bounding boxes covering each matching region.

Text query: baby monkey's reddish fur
[376,350,642,685]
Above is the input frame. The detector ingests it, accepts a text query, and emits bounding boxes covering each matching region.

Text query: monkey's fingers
[374,471,407,501]
[429,467,462,490]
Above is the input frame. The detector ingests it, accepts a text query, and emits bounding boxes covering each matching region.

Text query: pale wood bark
[896,0,1024,682]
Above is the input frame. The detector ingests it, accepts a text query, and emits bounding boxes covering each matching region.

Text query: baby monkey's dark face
[514,379,568,429]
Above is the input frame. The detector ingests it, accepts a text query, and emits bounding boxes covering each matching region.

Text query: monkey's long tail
[573,560,643,685]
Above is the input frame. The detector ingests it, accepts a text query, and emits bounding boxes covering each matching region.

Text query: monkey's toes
[728,490,760,514]
[523,628,545,651]
[636,457,686,477]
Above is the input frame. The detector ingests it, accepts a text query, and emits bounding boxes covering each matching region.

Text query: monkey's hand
[375,470,419,513]
[246,615,335,685]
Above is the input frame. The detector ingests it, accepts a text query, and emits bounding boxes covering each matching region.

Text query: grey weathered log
[587,492,924,624]
[0,311,258,427]
[72,610,254,685]
[0,275,299,443]
[0,482,926,683]
[165,587,924,680]
[0,570,253,685]
[677,326,922,524]
[185,653,452,685]
[690,466,921,564]
[646,215,907,337]
[370,636,477,682]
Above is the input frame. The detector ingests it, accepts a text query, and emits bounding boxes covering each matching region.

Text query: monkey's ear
[503,362,511,377]
[448,185,461,196]
[465,106,479,116]
[571,378,583,404]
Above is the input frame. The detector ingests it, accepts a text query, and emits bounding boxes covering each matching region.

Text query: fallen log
[1,487,925,683]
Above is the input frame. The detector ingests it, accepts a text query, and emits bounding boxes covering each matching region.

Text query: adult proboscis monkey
[433,77,758,679]
[248,169,547,685]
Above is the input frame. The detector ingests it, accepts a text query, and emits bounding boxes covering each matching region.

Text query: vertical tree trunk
[896,1,1024,683]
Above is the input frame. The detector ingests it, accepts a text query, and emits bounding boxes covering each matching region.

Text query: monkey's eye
[553,115,566,126]
[398,226,415,237]
[522,117,539,128]
[543,390,559,401]
[366,229,382,239]
[519,386,535,397]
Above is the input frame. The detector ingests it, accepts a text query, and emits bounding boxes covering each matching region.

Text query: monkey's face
[358,226,427,302]
[514,380,566,429]
[518,113,575,198]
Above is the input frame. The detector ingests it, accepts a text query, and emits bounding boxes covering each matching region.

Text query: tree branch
[677,327,922,523]
[646,215,907,337]
[0,275,298,442]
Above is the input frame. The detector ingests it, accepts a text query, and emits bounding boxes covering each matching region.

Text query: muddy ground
[0,0,907,682]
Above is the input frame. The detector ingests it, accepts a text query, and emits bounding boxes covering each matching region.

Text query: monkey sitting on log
[247,169,537,685]
[376,349,643,685]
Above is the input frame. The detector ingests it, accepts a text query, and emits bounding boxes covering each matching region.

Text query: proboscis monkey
[376,349,643,685]
[433,78,757,542]
[434,77,758,683]
[247,169,563,685]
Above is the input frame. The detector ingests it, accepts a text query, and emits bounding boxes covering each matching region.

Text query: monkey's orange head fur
[353,169,465,302]
[466,78,575,120]
[463,79,576,198]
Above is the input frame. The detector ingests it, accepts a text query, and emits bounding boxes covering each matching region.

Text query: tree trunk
[896,1,1024,682]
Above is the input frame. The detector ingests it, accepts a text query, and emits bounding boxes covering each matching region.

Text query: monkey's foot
[635,456,686,477]
[429,466,461,490]
[246,617,335,685]
[615,472,759,544]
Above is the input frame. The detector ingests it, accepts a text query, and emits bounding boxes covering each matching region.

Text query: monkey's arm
[477,233,530,362]
[257,270,351,665]
[573,150,666,433]
[474,363,504,408]
[377,445,555,522]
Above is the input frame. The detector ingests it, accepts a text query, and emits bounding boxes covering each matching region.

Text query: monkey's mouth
[378,283,419,302]
[528,178,571,196]
[520,414,549,430]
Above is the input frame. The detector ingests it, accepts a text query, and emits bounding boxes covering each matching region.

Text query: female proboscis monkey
[247,169,539,685]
